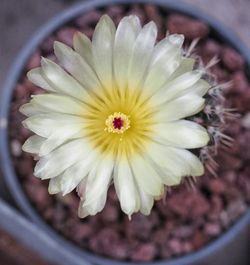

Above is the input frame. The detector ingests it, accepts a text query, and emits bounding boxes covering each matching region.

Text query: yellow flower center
[105,112,130,134]
[82,86,155,158]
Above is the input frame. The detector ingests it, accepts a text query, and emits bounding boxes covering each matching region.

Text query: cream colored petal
[143,34,184,94]
[114,154,139,217]
[60,152,97,195]
[78,160,110,217]
[73,32,93,68]
[27,67,55,92]
[146,142,204,183]
[19,103,46,117]
[31,94,87,115]
[84,156,114,205]
[21,94,88,118]
[39,125,83,156]
[22,113,84,138]
[128,21,157,90]
[114,15,141,91]
[152,34,184,64]
[183,79,211,97]
[138,187,154,215]
[41,58,90,101]
[34,139,90,179]
[78,200,90,218]
[22,135,45,154]
[54,41,101,91]
[131,154,163,196]
[169,57,195,81]
[153,120,210,149]
[154,94,205,122]
[78,191,107,218]
[152,70,202,105]
[48,176,62,194]
[92,15,115,89]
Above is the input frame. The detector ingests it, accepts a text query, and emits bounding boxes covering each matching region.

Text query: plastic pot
[0,0,250,265]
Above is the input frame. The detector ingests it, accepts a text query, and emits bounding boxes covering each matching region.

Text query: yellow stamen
[105,112,130,134]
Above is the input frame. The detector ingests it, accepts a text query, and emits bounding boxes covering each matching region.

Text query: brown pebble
[24,181,51,210]
[226,200,247,221]
[101,202,119,223]
[56,27,78,47]
[167,14,209,40]
[208,179,226,194]
[106,5,124,17]
[125,213,154,240]
[222,47,244,71]
[128,5,146,24]
[17,157,34,177]
[167,239,183,255]
[192,231,207,249]
[75,10,102,29]
[26,51,41,70]
[10,139,22,157]
[202,39,221,60]
[41,36,56,54]
[167,190,210,218]
[131,243,157,262]
[15,84,28,100]
[171,225,194,239]
[204,223,221,236]
[107,241,128,260]
[232,71,249,94]
[217,152,242,171]
[71,223,93,242]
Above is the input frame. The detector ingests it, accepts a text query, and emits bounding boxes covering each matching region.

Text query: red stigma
[113,117,123,130]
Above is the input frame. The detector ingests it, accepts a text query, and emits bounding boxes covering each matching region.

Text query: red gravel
[8,3,250,262]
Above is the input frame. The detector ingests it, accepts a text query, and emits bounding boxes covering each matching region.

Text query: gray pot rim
[0,1,250,265]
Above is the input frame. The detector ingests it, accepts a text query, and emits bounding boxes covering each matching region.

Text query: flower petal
[73,32,93,68]
[154,94,205,122]
[22,135,45,154]
[34,139,91,179]
[54,41,101,92]
[146,142,204,182]
[60,152,98,195]
[41,58,90,101]
[22,113,84,138]
[138,187,154,215]
[169,57,195,81]
[39,126,83,156]
[92,15,115,89]
[31,94,87,115]
[143,34,184,94]
[152,120,210,149]
[131,154,163,196]
[48,177,62,194]
[20,103,46,117]
[184,79,211,97]
[128,21,157,90]
[27,67,55,92]
[84,156,114,206]
[78,160,111,217]
[114,15,141,91]
[114,153,139,217]
[152,70,202,105]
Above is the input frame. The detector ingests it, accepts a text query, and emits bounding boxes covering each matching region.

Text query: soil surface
[8,3,250,262]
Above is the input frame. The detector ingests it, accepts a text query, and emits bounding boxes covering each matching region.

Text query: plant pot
[1,0,250,265]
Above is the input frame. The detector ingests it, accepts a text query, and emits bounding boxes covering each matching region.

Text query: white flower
[21,15,210,218]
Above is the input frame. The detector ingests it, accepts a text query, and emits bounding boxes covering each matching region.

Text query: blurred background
[0,0,250,264]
